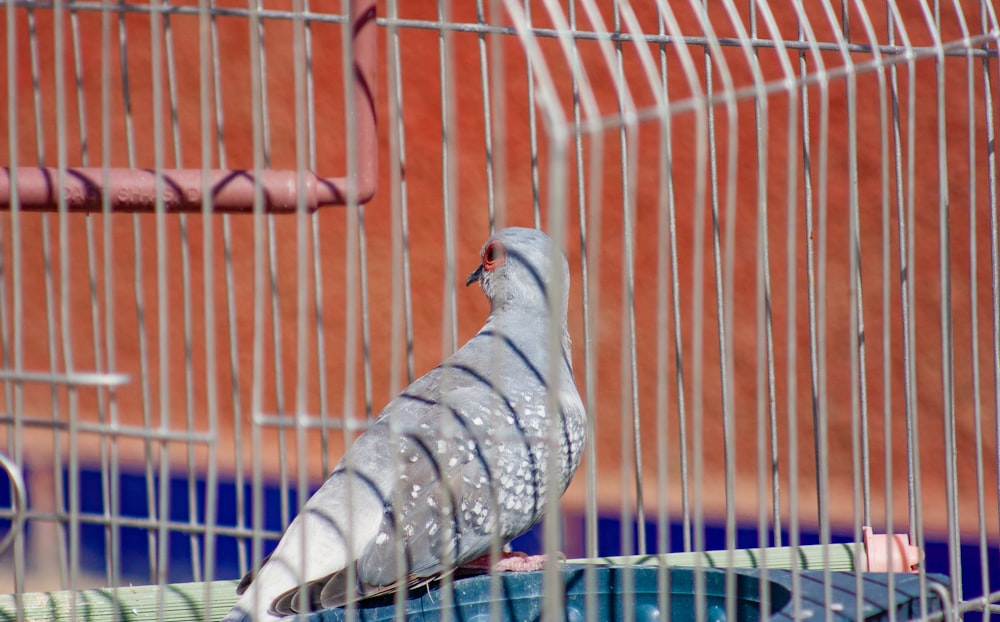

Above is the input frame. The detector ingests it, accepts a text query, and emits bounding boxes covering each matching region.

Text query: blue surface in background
[1,467,997,619]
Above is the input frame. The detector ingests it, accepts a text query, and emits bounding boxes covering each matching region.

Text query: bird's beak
[466,264,484,287]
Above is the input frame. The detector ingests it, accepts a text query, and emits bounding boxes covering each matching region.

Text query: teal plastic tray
[314,565,947,621]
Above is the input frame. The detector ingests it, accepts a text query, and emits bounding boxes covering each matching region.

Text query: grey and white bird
[223,227,587,621]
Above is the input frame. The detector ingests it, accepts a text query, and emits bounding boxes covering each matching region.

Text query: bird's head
[466,227,570,320]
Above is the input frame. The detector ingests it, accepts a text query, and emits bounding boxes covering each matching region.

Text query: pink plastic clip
[862,526,921,573]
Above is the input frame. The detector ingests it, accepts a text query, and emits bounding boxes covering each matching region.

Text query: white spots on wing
[459,495,492,528]
[503,493,525,513]
[364,379,587,551]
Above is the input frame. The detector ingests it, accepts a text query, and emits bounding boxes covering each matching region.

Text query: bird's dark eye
[483,240,505,271]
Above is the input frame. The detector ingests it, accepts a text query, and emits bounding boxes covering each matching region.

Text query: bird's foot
[461,550,565,574]
[491,551,552,572]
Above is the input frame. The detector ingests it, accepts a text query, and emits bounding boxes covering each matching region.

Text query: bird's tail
[220,602,252,622]
[221,579,284,622]
[218,472,386,621]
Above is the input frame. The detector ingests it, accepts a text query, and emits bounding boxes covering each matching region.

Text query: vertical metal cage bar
[985,2,1000,611]
[386,0,414,397]
[653,0,674,613]
[0,0,22,606]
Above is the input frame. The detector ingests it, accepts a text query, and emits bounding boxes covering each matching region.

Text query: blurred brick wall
[1,0,997,542]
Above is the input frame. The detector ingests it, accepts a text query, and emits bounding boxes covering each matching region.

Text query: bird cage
[1,0,998,620]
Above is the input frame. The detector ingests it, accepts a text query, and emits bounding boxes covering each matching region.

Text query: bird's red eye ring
[483,240,506,271]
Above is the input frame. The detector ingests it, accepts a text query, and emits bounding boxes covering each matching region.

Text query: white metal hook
[0,451,26,559]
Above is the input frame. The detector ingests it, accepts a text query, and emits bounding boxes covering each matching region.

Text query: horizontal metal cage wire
[1,1,999,621]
